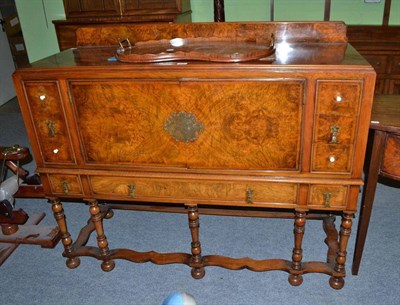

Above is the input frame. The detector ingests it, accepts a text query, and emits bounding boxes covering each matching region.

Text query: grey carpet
[0,107,399,305]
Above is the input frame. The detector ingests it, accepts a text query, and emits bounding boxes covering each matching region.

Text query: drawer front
[390,55,400,75]
[315,81,361,115]
[381,134,400,179]
[313,114,357,144]
[308,185,348,208]
[24,81,75,164]
[312,144,352,172]
[363,54,388,74]
[69,79,304,171]
[89,176,298,206]
[312,81,361,173]
[48,174,83,196]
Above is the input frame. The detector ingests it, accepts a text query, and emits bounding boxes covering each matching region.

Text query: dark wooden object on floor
[0,145,60,266]
[352,95,400,275]
[13,22,375,289]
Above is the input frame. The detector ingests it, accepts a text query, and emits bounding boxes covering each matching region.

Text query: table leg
[88,199,115,272]
[50,198,80,269]
[330,212,353,289]
[352,130,386,275]
[288,210,306,286]
[187,205,205,279]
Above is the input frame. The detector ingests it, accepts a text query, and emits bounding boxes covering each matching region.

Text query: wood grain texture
[309,185,347,208]
[89,176,298,206]
[381,134,400,179]
[23,81,75,164]
[75,22,348,47]
[48,174,83,195]
[70,80,303,170]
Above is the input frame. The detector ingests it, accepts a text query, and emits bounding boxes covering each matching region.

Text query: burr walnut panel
[315,81,361,115]
[308,185,347,208]
[312,144,353,173]
[47,174,83,196]
[89,176,298,206]
[69,79,304,171]
[313,114,357,144]
[23,81,75,165]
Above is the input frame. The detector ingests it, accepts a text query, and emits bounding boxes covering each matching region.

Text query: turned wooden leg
[49,198,80,269]
[323,215,339,264]
[187,205,205,279]
[288,210,306,286]
[88,199,115,272]
[329,212,353,290]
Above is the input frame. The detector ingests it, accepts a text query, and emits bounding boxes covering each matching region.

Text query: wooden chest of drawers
[13,22,375,289]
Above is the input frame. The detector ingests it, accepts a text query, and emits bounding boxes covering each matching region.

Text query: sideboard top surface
[16,22,373,72]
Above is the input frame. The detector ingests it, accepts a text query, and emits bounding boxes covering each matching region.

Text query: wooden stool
[352,95,400,275]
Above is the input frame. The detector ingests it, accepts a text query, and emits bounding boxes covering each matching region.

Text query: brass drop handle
[47,120,56,137]
[329,125,340,144]
[246,188,254,204]
[323,192,332,208]
[61,181,69,194]
[128,184,136,198]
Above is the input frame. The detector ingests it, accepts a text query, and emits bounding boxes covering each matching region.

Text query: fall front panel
[69,79,304,171]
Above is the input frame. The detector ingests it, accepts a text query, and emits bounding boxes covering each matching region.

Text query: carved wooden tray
[116,37,275,63]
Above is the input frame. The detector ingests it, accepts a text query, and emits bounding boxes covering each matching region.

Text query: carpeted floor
[1,98,399,305]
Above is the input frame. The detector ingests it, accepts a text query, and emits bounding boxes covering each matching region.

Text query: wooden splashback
[75,22,348,47]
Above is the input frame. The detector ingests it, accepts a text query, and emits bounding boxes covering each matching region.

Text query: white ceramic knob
[53,148,59,154]
[39,94,46,101]
[335,95,342,102]
[329,155,336,163]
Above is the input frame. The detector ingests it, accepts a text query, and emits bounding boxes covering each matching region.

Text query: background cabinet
[347,26,400,95]
[63,0,189,19]
[55,0,191,50]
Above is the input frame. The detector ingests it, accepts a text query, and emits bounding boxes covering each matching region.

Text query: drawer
[390,55,400,75]
[89,176,298,206]
[312,144,352,173]
[381,134,400,179]
[363,54,388,74]
[314,114,357,144]
[48,174,83,196]
[388,79,400,95]
[316,81,361,115]
[308,185,348,208]
[23,81,75,164]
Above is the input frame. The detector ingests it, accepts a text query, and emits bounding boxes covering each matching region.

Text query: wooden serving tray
[116,37,275,63]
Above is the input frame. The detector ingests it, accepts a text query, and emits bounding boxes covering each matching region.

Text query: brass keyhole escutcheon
[61,181,70,194]
[47,120,56,138]
[246,188,254,204]
[323,192,332,208]
[329,125,341,144]
[128,184,136,198]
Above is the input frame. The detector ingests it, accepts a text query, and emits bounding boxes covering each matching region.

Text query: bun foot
[288,274,303,286]
[104,209,114,219]
[101,259,115,272]
[329,276,345,290]
[66,257,80,269]
[191,267,205,279]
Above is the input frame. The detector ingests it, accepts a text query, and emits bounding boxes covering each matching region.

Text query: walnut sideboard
[12,22,376,289]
